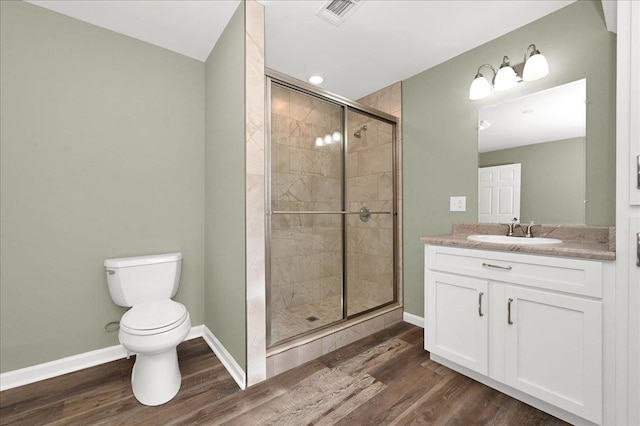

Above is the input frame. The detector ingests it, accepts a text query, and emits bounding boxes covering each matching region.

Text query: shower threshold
[268,295,400,352]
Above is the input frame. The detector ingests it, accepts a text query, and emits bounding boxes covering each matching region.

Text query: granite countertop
[420,223,615,261]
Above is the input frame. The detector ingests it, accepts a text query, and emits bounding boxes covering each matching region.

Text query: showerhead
[353,125,368,138]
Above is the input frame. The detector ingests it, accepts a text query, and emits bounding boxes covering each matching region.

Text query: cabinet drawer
[426,245,602,298]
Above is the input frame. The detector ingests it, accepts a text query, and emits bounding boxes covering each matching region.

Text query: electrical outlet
[450,196,466,212]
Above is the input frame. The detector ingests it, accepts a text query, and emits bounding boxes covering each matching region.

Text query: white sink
[467,235,562,245]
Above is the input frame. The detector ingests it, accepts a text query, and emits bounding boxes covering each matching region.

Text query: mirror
[477,79,586,224]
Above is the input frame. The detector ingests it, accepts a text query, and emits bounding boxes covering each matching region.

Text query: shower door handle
[359,207,371,222]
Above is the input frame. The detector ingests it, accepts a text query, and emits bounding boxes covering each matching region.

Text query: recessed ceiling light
[309,75,324,85]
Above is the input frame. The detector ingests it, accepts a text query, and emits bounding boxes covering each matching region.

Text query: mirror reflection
[477,79,586,224]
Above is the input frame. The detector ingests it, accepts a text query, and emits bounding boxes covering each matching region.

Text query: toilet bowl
[104,253,191,406]
[119,300,191,406]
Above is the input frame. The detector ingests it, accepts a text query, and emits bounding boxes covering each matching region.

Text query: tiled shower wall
[270,86,344,315]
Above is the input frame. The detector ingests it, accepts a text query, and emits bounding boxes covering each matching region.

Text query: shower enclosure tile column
[245,0,266,386]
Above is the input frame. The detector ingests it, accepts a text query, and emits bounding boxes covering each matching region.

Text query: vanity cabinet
[502,285,602,422]
[426,272,488,374]
[425,245,606,424]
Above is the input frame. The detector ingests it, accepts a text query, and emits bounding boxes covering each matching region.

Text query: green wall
[0,1,205,373]
[204,4,247,370]
[402,0,616,317]
[479,137,586,225]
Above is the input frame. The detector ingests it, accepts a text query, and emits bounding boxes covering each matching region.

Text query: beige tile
[357,145,392,177]
[298,338,323,365]
[311,176,341,203]
[245,0,266,387]
[378,172,394,201]
[271,173,313,203]
[273,347,299,376]
[271,85,290,117]
[347,175,378,203]
[272,142,290,174]
[292,281,314,307]
[271,228,314,258]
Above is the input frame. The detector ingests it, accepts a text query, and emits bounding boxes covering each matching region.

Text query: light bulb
[494,65,517,91]
[332,131,341,142]
[469,75,491,100]
[315,137,324,147]
[523,53,549,81]
[324,134,332,145]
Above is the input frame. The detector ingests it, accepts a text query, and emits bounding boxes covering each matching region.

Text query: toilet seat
[120,300,188,336]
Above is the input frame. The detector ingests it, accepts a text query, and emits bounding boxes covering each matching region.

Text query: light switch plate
[450,196,466,212]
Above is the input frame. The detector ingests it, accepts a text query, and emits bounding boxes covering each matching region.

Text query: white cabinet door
[426,271,489,375]
[504,285,602,424]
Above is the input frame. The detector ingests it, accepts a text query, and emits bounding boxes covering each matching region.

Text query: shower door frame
[265,69,399,348]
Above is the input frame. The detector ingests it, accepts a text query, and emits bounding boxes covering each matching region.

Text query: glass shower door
[268,82,345,345]
[345,109,396,316]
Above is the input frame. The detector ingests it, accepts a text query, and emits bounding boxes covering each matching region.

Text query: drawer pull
[478,292,484,317]
[507,298,514,325]
[482,262,512,270]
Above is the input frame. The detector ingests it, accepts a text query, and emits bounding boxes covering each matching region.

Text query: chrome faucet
[524,222,540,238]
[505,220,539,238]
[505,219,523,237]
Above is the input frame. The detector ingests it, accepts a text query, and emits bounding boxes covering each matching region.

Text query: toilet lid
[121,300,187,331]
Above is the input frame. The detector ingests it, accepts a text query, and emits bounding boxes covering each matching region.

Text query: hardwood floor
[0,323,568,425]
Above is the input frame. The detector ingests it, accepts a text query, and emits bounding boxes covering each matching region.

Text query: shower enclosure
[267,71,398,346]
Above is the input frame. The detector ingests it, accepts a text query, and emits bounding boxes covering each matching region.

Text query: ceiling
[478,79,586,153]
[26,0,578,100]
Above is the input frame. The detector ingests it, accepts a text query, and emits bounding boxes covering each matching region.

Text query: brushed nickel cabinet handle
[482,262,512,270]
[507,298,514,325]
[478,292,484,317]
[636,232,639,267]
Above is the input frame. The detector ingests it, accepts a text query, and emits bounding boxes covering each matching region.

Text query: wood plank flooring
[0,323,569,425]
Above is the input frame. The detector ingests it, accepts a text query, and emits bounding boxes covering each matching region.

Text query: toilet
[104,252,191,406]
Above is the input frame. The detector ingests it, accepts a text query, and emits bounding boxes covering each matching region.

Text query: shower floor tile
[270,294,376,344]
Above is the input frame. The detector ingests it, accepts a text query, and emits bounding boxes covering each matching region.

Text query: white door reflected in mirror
[478,164,521,223]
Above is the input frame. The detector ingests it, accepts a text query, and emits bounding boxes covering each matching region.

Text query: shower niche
[267,74,399,347]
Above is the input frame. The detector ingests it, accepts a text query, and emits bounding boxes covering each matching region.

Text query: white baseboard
[1,325,206,392]
[202,325,246,390]
[403,312,425,328]
[0,343,128,392]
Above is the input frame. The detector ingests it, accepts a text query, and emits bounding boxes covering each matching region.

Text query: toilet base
[131,349,182,406]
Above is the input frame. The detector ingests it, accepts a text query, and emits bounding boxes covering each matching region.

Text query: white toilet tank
[104,253,182,307]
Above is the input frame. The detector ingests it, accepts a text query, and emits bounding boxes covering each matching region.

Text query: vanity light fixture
[469,43,549,100]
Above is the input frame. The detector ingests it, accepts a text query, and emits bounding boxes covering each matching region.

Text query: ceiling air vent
[316,0,365,26]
